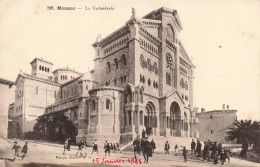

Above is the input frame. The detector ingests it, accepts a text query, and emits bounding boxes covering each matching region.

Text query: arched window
[139,89,143,103]
[106,61,111,73]
[39,66,41,70]
[139,111,143,125]
[47,68,49,72]
[128,111,132,126]
[121,54,126,66]
[140,74,142,82]
[123,74,126,83]
[154,62,158,74]
[71,87,73,96]
[114,78,117,86]
[92,100,96,110]
[121,75,123,84]
[148,78,151,86]
[147,59,151,71]
[166,53,173,69]
[54,91,56,98]
[166,24,175,42]
[114,58,118,70]
[86,85,88,90]
[140,55,144,68]
[106,99,110,110]
[45,67,47,72]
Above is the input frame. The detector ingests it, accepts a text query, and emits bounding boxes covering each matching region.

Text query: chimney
[227,105,229,111]
[223,104,225,111]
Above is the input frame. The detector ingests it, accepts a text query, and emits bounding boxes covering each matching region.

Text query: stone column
[96,98,101,133]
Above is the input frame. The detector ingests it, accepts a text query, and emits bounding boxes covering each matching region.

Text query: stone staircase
[122,136,197,152]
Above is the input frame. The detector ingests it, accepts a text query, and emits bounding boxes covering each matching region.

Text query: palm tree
[226,120,260,156]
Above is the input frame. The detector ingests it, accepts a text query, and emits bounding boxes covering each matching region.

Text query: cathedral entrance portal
[170,102,181,137]
[144,102,157,136]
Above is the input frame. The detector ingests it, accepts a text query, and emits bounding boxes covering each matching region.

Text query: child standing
[174,144,178,156]
[105,143,111,156]
[116,142,121,153]
[82,142,88,157]
[183,146,188,162]
[11,141,21,161]
[63,138,68,155]
[92,139,98,154]
[21,142,28,160]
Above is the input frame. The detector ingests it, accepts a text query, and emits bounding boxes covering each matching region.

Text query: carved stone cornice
[92,25,130,48]
[139,27,161,46]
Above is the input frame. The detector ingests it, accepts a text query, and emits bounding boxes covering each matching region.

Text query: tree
[34,111,77,142]
[225,120,260,156]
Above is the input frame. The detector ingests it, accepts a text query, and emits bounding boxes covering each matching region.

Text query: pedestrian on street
[220,149,226,165]
[203,141,208,161]
[105,143,111,156]
[143,137,153,164]
[218,143,222,155]
[214,152,219,164]
[67,137,71,151]
[196,140,202,158]
[174,144,178,156]
[151,139,156,153]
[226,150,231,163]
[183,146,188,162]
[11,141,21,161]
[82,142,88,157]
[212,142,218,160]
[142,129,146,139]
[63,138,68,155]
[104,140,107,149]
[110,142,114,153]
[21,141,28,160]
[116,142,121,153]
[92,139,98,154]
[133,138,140,158]
[164,141,170,154]
[76,140,84,156]
[191,139,196,154]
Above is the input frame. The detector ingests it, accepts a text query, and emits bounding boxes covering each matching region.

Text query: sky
[0,0,259,121]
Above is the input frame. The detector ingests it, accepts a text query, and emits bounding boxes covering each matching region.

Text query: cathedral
[8,7,199,145]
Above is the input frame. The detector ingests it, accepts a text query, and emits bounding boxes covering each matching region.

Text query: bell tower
[30,58,53,80]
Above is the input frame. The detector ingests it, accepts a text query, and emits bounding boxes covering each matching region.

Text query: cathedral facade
[8,7,199,145]
[76,7,198,144]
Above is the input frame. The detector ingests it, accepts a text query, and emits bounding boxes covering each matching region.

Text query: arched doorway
[170,101,181,137]
[144,101,157,136]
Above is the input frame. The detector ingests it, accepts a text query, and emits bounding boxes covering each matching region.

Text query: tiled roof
[16,72,60,86]
[30,57,53,65]
[53,68,82,74]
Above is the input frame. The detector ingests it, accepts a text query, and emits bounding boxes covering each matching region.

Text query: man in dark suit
[143,137,152,164]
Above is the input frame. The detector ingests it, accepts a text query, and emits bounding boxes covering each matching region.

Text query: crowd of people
[190,139,231,165]
[10,133,232,166]
[132,129,155,164]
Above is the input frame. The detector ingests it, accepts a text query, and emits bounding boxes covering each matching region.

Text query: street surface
[0,139,259,167]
